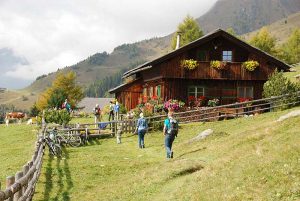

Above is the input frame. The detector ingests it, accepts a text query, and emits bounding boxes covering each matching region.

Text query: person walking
[135,113,148,149]
[163,111,178,159]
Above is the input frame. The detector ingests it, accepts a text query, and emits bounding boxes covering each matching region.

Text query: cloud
[0,0,217,88]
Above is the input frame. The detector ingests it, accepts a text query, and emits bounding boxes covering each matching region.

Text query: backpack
[167,118,178,136]
[94,107,101,115]
[138,118,147,131]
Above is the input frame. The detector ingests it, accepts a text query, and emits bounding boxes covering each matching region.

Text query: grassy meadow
[0,124,37,186]
[31,107,300,201]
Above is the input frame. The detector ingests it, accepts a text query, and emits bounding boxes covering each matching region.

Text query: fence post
[22,164,29,195]
[14,171,23,200]
[125,120,128,133]
[6,176,15,201]
[42,110,45,128]
[85,128,88,144]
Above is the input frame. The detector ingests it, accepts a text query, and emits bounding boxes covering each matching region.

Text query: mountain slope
[197,0,300,34]
[243,11,300,44]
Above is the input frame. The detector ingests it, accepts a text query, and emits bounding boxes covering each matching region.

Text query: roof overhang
[122,29,290,78]
[108,78,140,94]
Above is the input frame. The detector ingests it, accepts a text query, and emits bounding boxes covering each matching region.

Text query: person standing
[93,104,101,128]
[108,101,115,129]
[114,100,120,120]
[108,101,115,121]
[135,113,148,149]
[163,111,178,159]
[62,99,71,113]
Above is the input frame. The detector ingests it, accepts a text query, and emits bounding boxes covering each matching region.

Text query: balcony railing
[163,61,271,80]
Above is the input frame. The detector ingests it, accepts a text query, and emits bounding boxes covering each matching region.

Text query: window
[198,50,206,61]
[155,85,161,98]
[222,51,232,62]
[237,87,253,98]
[143,88,147,96]
[148,87,153,97]
[188,86,205,98]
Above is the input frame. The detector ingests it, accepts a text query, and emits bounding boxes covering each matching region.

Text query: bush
[263,69,300,109]
[164,99,185,112]
[44,109,71,125]
[119,103,127,114]
[207,99,219,107]
[29,103,40,117]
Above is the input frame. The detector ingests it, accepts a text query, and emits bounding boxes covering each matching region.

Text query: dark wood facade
[109,29,289,110]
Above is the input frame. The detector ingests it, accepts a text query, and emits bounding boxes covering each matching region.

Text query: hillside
[0,90,37,111]
[24,0,300,95]
[197,0,300,34]
[243,11,300,44]
[31,107,300,200]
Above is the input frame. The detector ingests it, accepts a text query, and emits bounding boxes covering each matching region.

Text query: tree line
[85,60,146,98]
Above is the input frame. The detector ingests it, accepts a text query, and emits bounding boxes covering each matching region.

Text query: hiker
[108,101,115,129]
[62,99,71,113]
[108,101,115,121]
[135,113,148,149]
[163,111,178,159]
[114,100,120,120]
[93,104,101,128]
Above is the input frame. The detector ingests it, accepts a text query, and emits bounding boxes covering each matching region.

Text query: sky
[0,0,218,89]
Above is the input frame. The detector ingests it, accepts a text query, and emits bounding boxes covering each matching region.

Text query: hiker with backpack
[93,104,101,128]
[62,99,71,113]
[163,111,178,159]
[135,113,148,149]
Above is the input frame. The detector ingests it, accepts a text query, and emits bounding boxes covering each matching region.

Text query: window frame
[148,86,153,98]
[143,88,147,97]
[222,50,233,62]
[155,85,161,98]
[188,86,205,98]
[237,87,253,98]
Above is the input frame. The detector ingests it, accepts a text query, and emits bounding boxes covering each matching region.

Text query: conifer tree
[280,29,300,64]
[249,27,277,55]
[171,15,203,49]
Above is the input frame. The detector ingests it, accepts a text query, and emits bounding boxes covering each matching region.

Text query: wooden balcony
[162,61,273,81]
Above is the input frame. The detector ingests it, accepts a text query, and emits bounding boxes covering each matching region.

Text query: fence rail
[117,91,300,132]
[0,138,44,201]
[52,92,300,137]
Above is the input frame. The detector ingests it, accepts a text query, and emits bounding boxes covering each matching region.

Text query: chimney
[175,32,182,50]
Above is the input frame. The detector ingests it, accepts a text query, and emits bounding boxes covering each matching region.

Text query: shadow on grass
[43,148,73,201]
[168,165,203,180]
[176,147,207,158]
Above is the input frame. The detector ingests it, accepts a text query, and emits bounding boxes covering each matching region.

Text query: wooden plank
[5,176,14,201]
[13,172,23,201]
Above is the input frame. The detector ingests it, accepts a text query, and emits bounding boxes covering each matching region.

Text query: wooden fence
[56,92,300,136]
[0,139,44,201]
[117,91,300,133]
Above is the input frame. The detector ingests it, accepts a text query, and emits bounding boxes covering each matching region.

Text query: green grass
[284,64,300,83]
[33,107,300,201]
[0,124,37,186]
